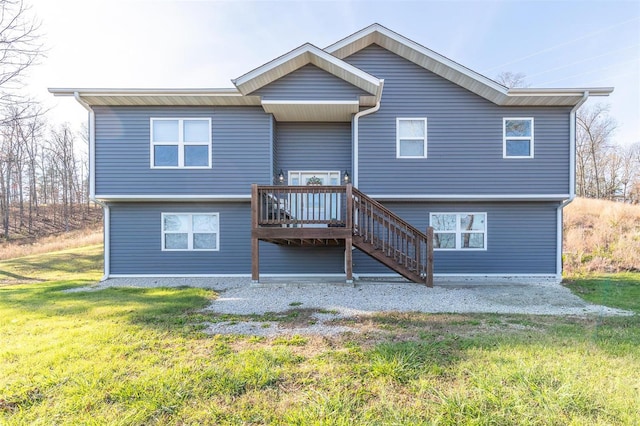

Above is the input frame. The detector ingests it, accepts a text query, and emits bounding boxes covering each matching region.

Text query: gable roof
[50,23,612,109]
[325,23,613,106]
[232,43,382,98]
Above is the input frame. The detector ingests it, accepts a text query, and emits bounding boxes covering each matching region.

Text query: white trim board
[366,194,570,201]
[108,274,251,278]
[95,194,568,202]
[96,195,251,202]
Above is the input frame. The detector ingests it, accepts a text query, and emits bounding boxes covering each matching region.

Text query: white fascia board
[325,24,614,107]
[95,194,251,202]
[232,43,380,95]
[507,87,614,97]
[367,194,570,201]
[49,88,242,96]
[108,274,251,278]
[325,23,507,95]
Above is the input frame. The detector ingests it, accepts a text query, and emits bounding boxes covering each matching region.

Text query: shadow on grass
[0,269,44,282]
[0,281,216,335]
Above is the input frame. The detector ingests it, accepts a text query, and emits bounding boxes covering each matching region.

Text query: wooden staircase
[251,184,433,286]
[351,187,433,284]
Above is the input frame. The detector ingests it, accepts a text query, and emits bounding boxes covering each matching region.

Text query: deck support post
[426,226,434,287]
[345,184,353,284]
[251,184,259,283]
[345,236,353,284]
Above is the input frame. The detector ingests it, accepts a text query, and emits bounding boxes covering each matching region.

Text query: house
[50,24,612,285]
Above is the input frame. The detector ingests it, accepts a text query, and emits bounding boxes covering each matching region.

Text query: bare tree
[496,71,529,88]
[619,143,640,203]
[47,123,78,232]
[0,0,44,110]
[576,104,617,199]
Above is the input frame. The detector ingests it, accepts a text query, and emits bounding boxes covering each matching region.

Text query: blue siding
[109,202,344,275]
[275,122,352,173]
[252,64,369,100]
[109,201,557,276]
[353,201,558,274]
[95,106,272,195]
[344,45,571,196]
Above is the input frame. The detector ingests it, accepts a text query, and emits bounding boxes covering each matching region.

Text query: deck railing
[252,184,433,286]
[255,185,348,227]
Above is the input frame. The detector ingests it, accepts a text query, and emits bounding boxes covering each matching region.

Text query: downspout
[349,80,384,280]
[556,91,589,280]
[353,79,384,188]
[74,92,110,281]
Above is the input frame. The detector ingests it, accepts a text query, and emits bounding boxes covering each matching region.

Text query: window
[430,212,487,250]
[396,118,427,158]
[151,118,211,168]
[503,118,534,158]
[162,213,219,251]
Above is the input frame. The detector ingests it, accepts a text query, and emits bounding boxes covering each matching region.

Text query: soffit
[262,101,359,122]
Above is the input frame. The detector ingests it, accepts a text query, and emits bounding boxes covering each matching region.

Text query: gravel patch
[79,276,633,336]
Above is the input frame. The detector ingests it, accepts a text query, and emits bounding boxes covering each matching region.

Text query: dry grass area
[564,197,640,276]
[0,228,102,261]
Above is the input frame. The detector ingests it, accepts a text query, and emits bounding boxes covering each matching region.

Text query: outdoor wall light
[343,171,350,184]
[277,169,285,184]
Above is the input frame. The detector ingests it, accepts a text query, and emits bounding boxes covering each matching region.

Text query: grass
[1,247,639,424]
[0,228,103,261]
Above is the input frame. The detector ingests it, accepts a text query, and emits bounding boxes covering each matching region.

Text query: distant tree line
[576,105,640,202]
[497,72,640,203]
[0,105,91,239]
[0,0,96,240]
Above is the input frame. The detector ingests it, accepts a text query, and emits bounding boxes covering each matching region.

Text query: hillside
[0,204,103,261]
[564,197,640,276]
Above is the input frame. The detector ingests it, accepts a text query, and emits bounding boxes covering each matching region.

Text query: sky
[25,0,640,146]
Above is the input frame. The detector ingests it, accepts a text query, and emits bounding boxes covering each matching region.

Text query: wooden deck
[251,184,434,286]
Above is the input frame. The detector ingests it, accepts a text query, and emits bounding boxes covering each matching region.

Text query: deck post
[426,226,434,287]
[345,236,353,284]
[251,184,259,283]
[345,184,353,284]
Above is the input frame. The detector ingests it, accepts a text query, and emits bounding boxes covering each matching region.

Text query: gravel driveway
[95,277,632,336]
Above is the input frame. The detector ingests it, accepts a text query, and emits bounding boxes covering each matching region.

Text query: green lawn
[1,247,639,425]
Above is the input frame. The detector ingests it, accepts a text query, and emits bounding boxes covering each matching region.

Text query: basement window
[430,212,487,250]
[162,213,219,251]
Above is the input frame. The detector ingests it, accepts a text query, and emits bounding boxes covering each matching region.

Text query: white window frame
[161,212,220,251]
[396,117,427,159]
[429,212,487,251]
[150,118,212,169]
[503,117,534,159]
[287,170,342,186]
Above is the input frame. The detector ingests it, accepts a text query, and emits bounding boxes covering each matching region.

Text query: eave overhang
[262,100,360,121]
[48,88,262,106]
[326,24,613,106]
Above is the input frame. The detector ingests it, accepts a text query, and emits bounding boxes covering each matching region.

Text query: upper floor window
[430,212,487,250]
[162,212,219,251]
[151,118,212,168]
[396,118,427,158]
[503,118,534,158]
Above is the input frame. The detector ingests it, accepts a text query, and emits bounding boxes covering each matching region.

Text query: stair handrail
[351,186,434,287]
